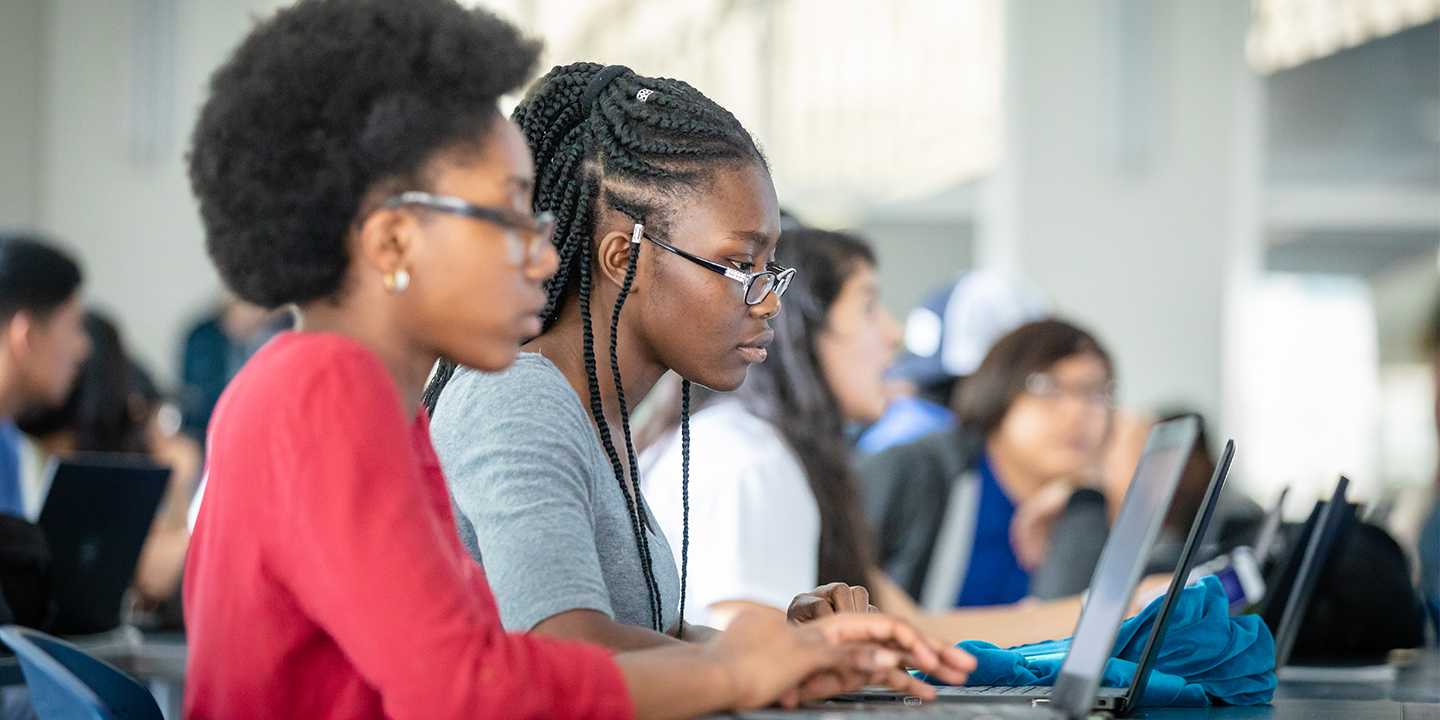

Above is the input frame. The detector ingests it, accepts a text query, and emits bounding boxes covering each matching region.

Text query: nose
[881,307,902,349]
[528,241,560,283]
[750,290,781,320]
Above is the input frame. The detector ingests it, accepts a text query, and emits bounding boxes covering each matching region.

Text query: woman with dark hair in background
[17,310,201,610]
[181,1,968,717]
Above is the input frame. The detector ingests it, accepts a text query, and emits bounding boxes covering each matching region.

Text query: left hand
[787,582,879,624]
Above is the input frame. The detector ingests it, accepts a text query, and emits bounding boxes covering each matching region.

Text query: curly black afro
[189,0,540,307]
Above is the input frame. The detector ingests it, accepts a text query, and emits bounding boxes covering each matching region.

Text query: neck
[985,435,1049,503]
[298,297,434,419]
[0,351,29,419]
[525,293,667,434]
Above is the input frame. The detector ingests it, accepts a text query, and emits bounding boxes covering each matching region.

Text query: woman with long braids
[426,63,870,648]
[181,2,972,717]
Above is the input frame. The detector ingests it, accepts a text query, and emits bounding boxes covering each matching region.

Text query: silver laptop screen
[1057,422,1193,681]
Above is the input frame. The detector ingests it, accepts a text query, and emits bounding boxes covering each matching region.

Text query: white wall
[0,0,46,230]
[980,0,1258,429]
[34,0,285,386]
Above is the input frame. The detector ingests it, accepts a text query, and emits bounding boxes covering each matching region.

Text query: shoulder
[225,332,394,414]
[435,353,583,423]
[860,429,959,475]
[430,353,601,494]
[686,402,798,470]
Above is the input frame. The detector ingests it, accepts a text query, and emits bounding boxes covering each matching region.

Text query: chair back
[0,625,162,720]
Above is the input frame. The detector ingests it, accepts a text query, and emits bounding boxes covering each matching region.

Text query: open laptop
[836,417,1222,717]
[1257,477,1381,681]
[37,455,170,636]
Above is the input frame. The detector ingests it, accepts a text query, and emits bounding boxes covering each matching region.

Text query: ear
[594,225,641,291]
[354,203,419,284]
[6,312,34,360]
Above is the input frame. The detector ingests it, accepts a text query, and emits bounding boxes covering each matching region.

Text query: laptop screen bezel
[1049,415,1198,718]
[1114,439,1235,714]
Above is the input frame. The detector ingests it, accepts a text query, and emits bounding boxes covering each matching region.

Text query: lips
[737,329,774,364]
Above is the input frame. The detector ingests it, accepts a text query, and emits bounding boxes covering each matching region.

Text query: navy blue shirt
[954,453,1030,607]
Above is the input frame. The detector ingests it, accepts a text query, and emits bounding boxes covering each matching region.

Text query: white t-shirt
[640,401,820,627]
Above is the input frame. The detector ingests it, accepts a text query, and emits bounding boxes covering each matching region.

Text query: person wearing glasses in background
[423,63,878,651]
[858,319,1121,641]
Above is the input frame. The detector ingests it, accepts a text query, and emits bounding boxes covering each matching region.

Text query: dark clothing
[1029,488,1109,600]
[860,430,979,603]
[179,312,289,444]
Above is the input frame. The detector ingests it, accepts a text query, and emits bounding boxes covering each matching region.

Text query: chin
[695,363,749,393]
[455,344,520,374]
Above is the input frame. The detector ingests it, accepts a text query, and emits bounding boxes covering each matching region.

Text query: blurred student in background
[642,229,1111,646]
[859,270,1046,455]
[0,235,91,520]
[178,295,291,445]
[861,318,1118,608]
[17,310,201,612]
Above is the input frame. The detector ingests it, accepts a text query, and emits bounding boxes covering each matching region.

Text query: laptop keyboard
[734,702,1063,719]
[937,686,1053,697]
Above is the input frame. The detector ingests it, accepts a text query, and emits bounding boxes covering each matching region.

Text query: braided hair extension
[678,378,692,636]
[423,63,765,637]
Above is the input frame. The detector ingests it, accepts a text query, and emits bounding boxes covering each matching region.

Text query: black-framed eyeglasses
[638,228,794,306]
[383,191,555,266]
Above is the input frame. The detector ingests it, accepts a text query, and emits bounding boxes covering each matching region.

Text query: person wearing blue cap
[858,270,1047,455]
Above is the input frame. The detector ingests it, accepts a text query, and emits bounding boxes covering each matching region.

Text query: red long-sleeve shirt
[183,332,633,720]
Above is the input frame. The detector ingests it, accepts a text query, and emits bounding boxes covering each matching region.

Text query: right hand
[704,610,976,710]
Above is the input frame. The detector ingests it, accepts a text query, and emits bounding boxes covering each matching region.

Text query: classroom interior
[0,0,1437,719]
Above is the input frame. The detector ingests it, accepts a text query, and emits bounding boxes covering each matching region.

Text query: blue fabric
[931,576,1276,707]
[954,454,1029,607]
[0,421,23,517]
[856,396,955,455]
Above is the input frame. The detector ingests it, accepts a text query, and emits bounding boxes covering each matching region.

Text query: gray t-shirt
[430,352,680,633]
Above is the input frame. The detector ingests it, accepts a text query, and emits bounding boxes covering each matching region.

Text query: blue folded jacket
[933,575,1276,706]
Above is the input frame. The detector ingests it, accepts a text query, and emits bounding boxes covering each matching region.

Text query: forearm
[916,596,1083,647]
[676,621,720,642]
[133,522,190,602]
[616,645,736,720]
[532,608,686,651]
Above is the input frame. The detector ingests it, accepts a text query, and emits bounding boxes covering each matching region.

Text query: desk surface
[4,631,1436,719]
[732,650,1440,720]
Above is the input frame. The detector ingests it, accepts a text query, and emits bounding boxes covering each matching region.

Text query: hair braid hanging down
[424,62,766,637]
[678,378,692,636]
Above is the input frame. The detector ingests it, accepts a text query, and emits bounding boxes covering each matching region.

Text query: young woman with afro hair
[182,1,973,719]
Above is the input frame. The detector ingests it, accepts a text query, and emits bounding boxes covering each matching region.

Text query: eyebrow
[506,176,535,193]
[727,230,775,250]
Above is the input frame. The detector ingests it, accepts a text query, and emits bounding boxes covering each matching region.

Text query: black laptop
[37,455,170,636]
[1258,476,1361,674]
